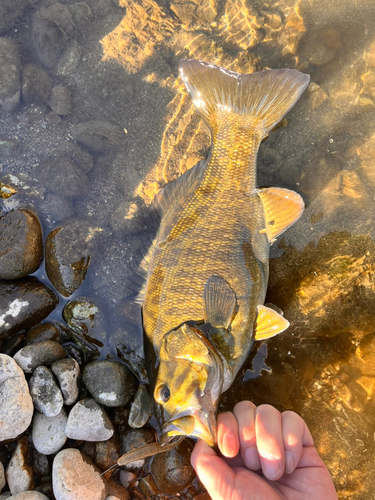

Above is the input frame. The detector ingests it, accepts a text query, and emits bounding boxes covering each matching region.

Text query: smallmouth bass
[141,59,310,446]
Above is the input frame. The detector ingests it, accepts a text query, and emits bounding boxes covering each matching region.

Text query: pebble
[45,219,99,297]
[21,64,52,104]
[68,2,92,28]
[55,141,94,174]
[95,437,119,472]
[0,37,21,112]
[139,474,158,497]
[51,357,80,405]
[6,436,34,494]
[128,384,153,428]
[0,209,43,279]
[32,409,68,455]
[14,340,66,373]
[119,471,136,489]
[6,493,49,500]
[34,158,88,198]
[82,360,138,407]
[151,439,196,495]
[56,41,82,76]
[52,449,108,500]
[65,398,114,441]
[31,448,50,477]
[0,0,28,34]
[0,278,59,340]
[121,427,156,469]
[48,85,72,116]
[301,27,341,66]
[107,480,129,500]
[0,354,33,441]
[0,462,4,490]
[41,193,76,225]
[29,366,64,417]
[2,332,24,356]
[71,121,124,153]
[63,298,106,350]
[25,322,61,345]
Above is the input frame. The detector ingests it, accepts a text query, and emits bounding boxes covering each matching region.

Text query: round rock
[29,366,64,417]
[21,64,52,104]
[0,37,21,112]
[48,85,71,116]
[8,493,50,500]
[6,436,34,495]
[65,398,114,441]
[82,361,138,407]
[151,439,195,495]
[14,340,66,373]
[121,427,156,469]
[25,322,61,345]
[0,278,59,340]
[0,209,43,279]
[71,121,124,153]
[32,409,68,455]
[34,158,88,198]
[0,354,33,441]
[53,449,108,500]
[51,357,80,405]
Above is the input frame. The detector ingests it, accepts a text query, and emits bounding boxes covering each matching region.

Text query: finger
[233,400,261,470]
[281,411,314,474]
[255,405,285,481]
[191,439,235,497]
[217,411,240,458]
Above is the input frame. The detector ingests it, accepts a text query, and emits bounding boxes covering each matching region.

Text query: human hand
[191,401,338,500]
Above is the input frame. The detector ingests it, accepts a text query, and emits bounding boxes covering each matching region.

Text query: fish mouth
[160,410,216,447]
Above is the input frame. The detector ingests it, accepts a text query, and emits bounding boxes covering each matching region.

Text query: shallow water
[1,0,375,497]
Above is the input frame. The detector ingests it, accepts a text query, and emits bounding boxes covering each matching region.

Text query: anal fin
[203,276,236,329]
[255,305,289,340]
[257,187,304,243]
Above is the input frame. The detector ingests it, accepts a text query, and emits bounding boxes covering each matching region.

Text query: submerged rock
[0,354,33,441]
[14,340,66,373]
[29,366,64,417]
[52,449,108,500]
[56,40,82,76]
[21,64,53,105]
[33,158,88,198]
[0,278,59,340]
[25,322,61,345]
[71,121,124,153]
[151,439,195,495]
[0,37,21,113]
[82,360,138,407]
[0,0,29,34]
[0,209,43,280]
[63,297,105,348]
[65,398,114,441]
[48,85,72,116]
[6,436,34,495]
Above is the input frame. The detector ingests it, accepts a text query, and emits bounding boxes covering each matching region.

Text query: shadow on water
[1,0,375,497]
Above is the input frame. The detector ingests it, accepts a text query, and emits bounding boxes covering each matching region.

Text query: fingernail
[263,459,282,480]
[285,451,295,474]
[224,432,237,457]
[245,447,261,470]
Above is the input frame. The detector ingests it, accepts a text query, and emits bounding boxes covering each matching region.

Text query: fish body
[142,59,309,445]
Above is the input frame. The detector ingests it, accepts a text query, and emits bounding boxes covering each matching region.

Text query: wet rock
[107,480,129,500]
[121,427,156,469]
[21,64,53,105]
[308,82,328,110]
[95,436,119,472]
[0,277,59,340]
[82,360,138,407]
[31,448,50,477]
[0,0,29,34]
[0,209,43,279]
[41,193,76,225]
[56,41,82,76]
[2,332,24,356]
[151,439,195,495]
[14,340,66,373]
[25,323,61,345]
[115,344,149,384]
[32,3,74,69]
[55,141,94,174]
[32,409,68,455]
[0,354,33,440]
[63,298,105,348]
[34,158,88,198]
[300,27,341,66]
[71,121,124,154]
[11,492,50,500]
[128,385,152,428]
[6,436,34,494]
[65,398,114,441]
[0,38,21,113]
[119,471,136,489]
[29,366,64,417]
[45,220,100,297]
[0,462,4,490]
[53,449,108,500]
[68,3,93,28]
[51,357,80,405]
[139,474,158,497]
[48,86,71,116]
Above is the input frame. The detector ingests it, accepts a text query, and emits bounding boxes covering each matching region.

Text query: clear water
[1,0,374,497]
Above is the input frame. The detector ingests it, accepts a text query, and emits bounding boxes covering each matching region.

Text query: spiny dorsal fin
[203,276,236,329]
[152,160,205,216]
[257,187,304,244]
[255,305,289,340]
[179,59,310,137]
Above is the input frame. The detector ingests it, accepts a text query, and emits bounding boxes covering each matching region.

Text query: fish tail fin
[179,59,310,137]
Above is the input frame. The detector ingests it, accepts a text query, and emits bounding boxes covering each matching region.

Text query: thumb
[191,439,236,499]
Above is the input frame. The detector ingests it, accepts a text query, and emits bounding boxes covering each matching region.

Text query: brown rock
[48,85,72,116]
[25,322,61,344]
[71,121,124,153]
[21,64,52,104]
[6,436,34,495]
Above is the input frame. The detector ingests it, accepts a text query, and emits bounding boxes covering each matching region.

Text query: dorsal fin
[257,187,304,243]
[203,276,236,329]
[254,305,289,340]
[152,160,205,216]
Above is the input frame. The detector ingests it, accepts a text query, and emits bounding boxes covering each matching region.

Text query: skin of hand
[190,401,338,500]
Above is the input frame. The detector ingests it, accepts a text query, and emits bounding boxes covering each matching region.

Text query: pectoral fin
[257,187,304,243]
[254,305,289,340]
[203,276,236,329]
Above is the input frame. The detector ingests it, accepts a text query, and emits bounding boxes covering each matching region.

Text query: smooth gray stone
[14,340,66,373]
[51,358,80,405]
[128,385,153,429]
[0,37,21,113]
[29,366,64,417]
[65,398,114,442]
[32,409,67,455]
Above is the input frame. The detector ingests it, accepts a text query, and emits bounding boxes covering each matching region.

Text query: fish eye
[156,384,170,404]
